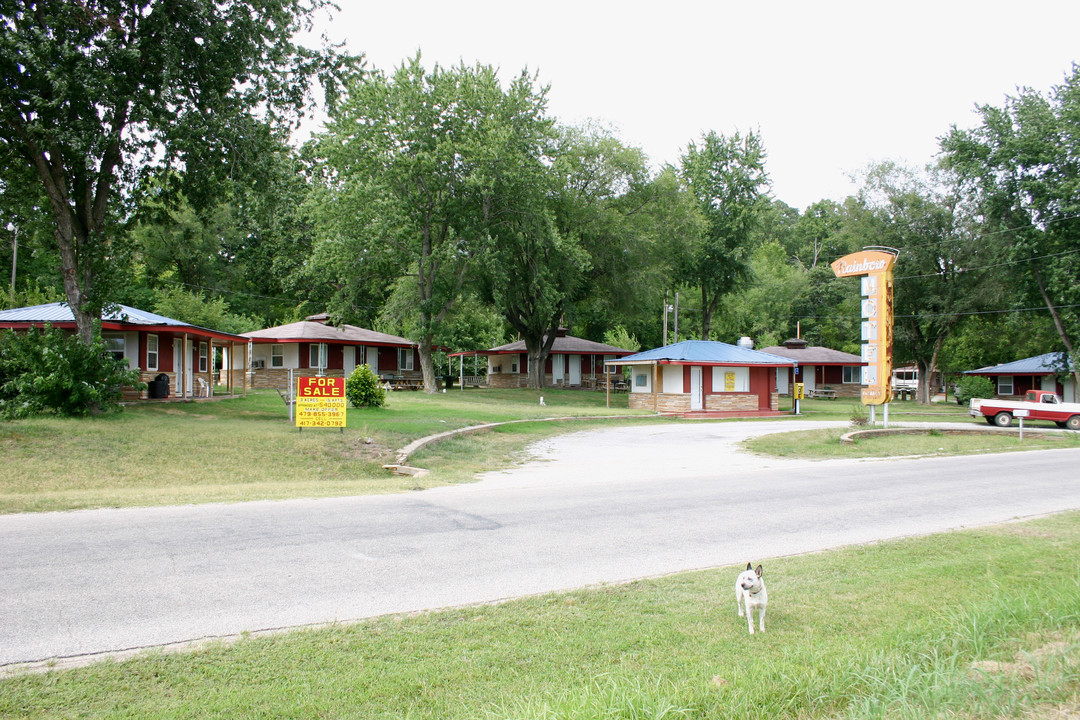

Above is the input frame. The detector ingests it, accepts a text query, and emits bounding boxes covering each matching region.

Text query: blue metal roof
[0,302,192,326]
[617,340,796,366]
[966,352,1073,375]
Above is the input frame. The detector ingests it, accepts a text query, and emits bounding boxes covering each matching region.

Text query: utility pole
[663,293,674,345]
[673,292,679,343]
[8,224,15,298]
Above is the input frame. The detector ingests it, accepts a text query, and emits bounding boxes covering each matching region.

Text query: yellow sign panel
[830,250,897,406]
[296,376,346,428]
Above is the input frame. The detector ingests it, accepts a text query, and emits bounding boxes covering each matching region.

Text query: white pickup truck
[969,389,1080,430]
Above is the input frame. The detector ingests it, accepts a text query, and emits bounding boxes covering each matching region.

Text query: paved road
[3,420,1080,666]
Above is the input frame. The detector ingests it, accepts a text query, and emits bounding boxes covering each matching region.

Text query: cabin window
[146,335,159,371]
[842,366,860,384]
[997,376,1014,396]
[635,373,648,387]
[103,335,125,363]
[199,342,209,373]
[309,343,328,370]
[398,348,414,371]
[271,345,284,368]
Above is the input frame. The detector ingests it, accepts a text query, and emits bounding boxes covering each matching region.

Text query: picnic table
[808,388,838,399]
[383,375,422,391]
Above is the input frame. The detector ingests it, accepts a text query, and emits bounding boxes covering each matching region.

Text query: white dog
[735,563,767,634]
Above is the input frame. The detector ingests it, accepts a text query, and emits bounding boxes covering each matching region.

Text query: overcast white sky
[308,0,1079,211]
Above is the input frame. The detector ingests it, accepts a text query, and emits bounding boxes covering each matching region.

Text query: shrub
[345,364,387,408]
[954,375,995,405]
[0,326,143,418]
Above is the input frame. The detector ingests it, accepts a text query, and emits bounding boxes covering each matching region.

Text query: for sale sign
[295,376,346,429]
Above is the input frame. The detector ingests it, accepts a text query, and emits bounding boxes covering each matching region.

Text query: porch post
[605,360,610,408]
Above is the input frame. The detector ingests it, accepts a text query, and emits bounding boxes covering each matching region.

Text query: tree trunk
[1034,268,1080,394]
[527,342,545,389]
[417,336,437,393]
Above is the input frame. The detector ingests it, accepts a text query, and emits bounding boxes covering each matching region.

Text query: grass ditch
[744,426,1080,459]
[2,512,1078,718]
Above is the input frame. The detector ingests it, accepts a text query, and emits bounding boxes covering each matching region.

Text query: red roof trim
[247,336,414,347]
[615,359,795,368]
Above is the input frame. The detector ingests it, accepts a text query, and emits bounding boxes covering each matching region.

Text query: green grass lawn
[0,390,1062,514]
[745,426,1080,459]
[0,388,652,513]
[3,512,1078,719]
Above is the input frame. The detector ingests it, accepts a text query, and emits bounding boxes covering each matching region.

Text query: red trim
[247,336,414,347]
[644,360,795,368]
[2,321,244,343]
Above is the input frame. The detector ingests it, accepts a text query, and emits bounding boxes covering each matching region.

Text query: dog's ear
[746,562,753,571]
[754,564,763,577]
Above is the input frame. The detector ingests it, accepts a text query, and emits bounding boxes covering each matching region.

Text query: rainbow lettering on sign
[830,249,898,406]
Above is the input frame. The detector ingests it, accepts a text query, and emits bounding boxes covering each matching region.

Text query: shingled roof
[242,320,415,347]
[481,334,632,356]
[758,338,862,365]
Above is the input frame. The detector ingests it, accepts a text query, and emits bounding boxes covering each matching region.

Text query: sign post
[295,376,346,432]
[831,248,899,421]
[1014,408,1029,440]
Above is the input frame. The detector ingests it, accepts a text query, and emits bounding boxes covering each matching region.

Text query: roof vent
[738,336,753,350]
[783,338,808,349]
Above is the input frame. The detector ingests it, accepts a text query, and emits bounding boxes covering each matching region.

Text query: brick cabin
[757,338,865,398]
[611,340,795,415]
[964,352,1077,403]
[458,330,634,388]
[241,314,421,391]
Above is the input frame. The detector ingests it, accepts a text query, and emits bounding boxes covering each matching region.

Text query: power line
[794,302,1080,323]
[893,246,1080,281]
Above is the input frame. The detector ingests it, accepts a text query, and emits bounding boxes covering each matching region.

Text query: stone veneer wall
[705,393,760,412]
[629,391,777,413]
[486,372,523,389]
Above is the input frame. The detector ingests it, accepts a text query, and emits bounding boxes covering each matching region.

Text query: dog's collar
[745,585,763,596]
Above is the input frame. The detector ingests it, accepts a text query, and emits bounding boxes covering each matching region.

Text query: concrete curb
[382,414,659,476]
[839,425,1064,445]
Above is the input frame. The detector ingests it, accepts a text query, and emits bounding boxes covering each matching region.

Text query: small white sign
[1014,409,1030,417]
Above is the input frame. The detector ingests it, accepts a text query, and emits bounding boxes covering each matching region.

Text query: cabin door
[690,366,704,411]
[776,368,789,395]
[569,355,582,386]
[365,347,379,372]
[343,346,356,376]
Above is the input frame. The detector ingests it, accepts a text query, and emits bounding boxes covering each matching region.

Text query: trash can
[149,373,170,399]
[443,374,455,390]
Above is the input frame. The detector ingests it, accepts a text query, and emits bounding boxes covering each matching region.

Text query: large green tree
[309,55,553,391]
[941,64,1080,390]
[0,0,354,342]
[846,162,988,403]
[678,130,769,339]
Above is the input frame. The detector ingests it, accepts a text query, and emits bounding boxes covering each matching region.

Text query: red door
[749,368,771,410]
